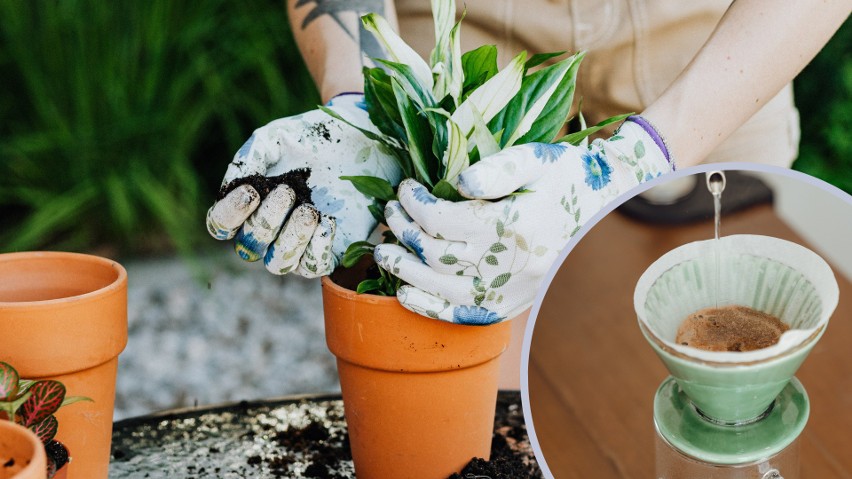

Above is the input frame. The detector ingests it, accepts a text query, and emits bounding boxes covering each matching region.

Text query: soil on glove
[676,305,789,352]
[217,168,313,207]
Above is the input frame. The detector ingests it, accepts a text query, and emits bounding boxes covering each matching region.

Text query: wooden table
[528,203,852,478]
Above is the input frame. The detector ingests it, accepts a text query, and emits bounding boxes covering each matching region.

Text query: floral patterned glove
[206,93,401,277]
[373,118,673,323]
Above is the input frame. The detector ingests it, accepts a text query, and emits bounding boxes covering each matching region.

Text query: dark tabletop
[110,391,539,478]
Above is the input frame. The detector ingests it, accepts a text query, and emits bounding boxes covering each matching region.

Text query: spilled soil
[109,392,540,478]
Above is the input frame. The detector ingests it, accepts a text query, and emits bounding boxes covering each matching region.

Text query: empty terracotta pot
[0,420,46,479]
[0,252,127,479]
[322,276,513,479]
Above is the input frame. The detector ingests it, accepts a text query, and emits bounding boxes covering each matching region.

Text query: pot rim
[321,274,400,304]
[0,251,127,308]
[0,420,48,478]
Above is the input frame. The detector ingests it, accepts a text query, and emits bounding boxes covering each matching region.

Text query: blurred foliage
[0,5,848,256]
[793,16,851,194]
[0,0,318,256]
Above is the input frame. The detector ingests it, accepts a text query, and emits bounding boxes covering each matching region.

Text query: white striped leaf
[362,13,433,91]
[450,51,526,137]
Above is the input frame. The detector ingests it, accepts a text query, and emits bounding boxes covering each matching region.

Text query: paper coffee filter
[635,235,839,363]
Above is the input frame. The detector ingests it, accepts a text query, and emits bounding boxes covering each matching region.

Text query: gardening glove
[374,117,674,324]
[206,93,401,277]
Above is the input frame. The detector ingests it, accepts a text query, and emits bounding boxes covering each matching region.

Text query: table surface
[110,391,538,478]
[528,203,852,478]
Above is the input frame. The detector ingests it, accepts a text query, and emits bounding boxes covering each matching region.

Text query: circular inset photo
[522,165,852,479]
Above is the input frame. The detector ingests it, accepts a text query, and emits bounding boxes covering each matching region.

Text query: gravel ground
[116,245,339,420]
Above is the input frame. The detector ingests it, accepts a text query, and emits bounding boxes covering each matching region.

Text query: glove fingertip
[372,242,408,268]
[224,183,260,204]
[234,229,266,262]
[457,171,487,199]
[456,162,516,200]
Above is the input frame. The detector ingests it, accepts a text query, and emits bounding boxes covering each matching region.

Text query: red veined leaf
[20,380,65,427]
[30,414,59,444]
[0,362,20,401]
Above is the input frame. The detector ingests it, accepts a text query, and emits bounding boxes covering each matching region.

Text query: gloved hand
[206,93,401,277]
[374,117,674,323]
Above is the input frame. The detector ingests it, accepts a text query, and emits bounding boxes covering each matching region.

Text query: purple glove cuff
[627,115,675,171]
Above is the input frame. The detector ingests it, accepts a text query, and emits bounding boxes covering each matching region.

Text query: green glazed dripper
[635,234,839,425]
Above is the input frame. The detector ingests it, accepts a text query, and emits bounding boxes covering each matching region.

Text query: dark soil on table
[253,392,541,479]
[110,392,539,478]
[217,168,313,207]
[251,409,352,479]
[448,393,542,479]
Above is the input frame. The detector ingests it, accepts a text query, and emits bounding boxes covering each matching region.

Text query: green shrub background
[0,1,317,256]
[0,3,848,256]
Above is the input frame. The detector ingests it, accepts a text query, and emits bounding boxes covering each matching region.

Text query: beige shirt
[396,0,799,166]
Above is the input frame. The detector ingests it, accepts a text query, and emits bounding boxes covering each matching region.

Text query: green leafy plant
[0,0,317,255]
[793,16,852,193]
[331,0,626,295]
[0,361,91,477]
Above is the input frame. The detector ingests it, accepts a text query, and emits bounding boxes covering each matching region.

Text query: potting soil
[217,168,313,207]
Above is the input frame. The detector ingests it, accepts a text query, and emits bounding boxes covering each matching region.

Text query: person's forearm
[288,0,397,103]
[642,0,851,168]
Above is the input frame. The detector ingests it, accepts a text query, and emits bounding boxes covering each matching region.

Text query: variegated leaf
[451,51,525,137]
[362,13,433,91]
[0,362,19,401]
[467,104,500,159]
[442,118,469,184]
[430,0,464,105]
[30,414,59,444]
[20,380,65,427]
[446,16,464,104]
[503,63,570,147]
[429,0,455,67]
[374,59,437,109]
[392,79,437,186]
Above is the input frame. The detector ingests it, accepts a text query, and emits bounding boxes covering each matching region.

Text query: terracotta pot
[0,421,46,479]
[322,276,513,479]
[0,252,128,479]
[50,463,67,479]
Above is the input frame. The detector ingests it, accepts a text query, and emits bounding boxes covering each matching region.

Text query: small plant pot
[46,442,69,479]
[321,275,513,479]
[0,252,128,479]
[0,421,46,479]
[50,464,67,479]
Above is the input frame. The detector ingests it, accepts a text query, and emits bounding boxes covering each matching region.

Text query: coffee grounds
[676,305,789,352]
[217,168,313,207]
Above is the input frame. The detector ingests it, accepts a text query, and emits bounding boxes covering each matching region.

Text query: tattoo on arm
[296,0,387,64]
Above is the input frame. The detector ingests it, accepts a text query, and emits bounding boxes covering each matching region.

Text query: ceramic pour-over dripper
[635,234,839,424]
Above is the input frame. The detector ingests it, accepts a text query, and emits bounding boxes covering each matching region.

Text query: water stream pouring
[706,171,726,240]
[707,170,726,307]
[635,235,839,478]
